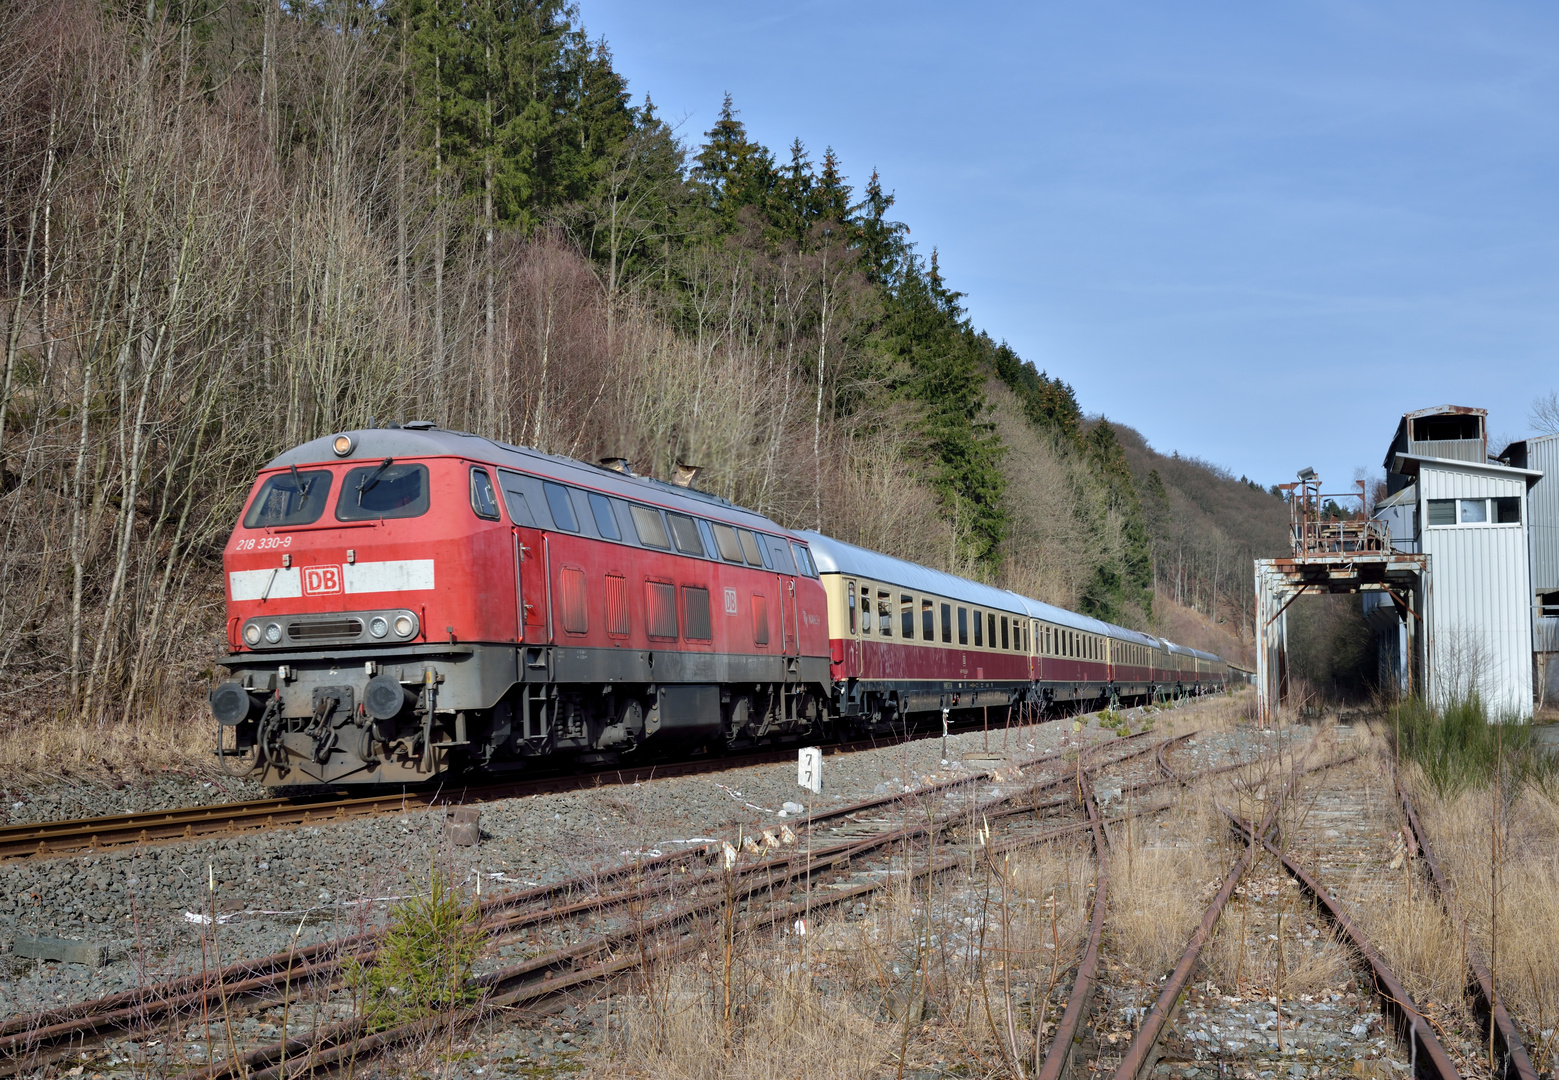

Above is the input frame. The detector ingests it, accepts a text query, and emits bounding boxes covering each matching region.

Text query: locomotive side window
[790,542,818,577]
[337,462,429,521]
[631,505,671,550]
[470,468,500,521]
[605,573,629,637]
[683,586,712,641]
[496,471,537,526]
[940,603,951,644]
[766,536,797,574]
[921,599,934,641]
[589,493,621,540]
[737,529,764,566]
[752,594,770,645]
[712,523,745,562]
[559,567,588,634]
[543,482,579,533]
[973,609,983,647]
[878,591,892,636]
[957,607,968,646]
[244,469,334,528]
[645,580,677,638]
[667,513,705,556]
[901,595,914,638]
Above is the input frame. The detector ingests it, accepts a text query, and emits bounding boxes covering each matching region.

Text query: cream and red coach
[212,424,832,785]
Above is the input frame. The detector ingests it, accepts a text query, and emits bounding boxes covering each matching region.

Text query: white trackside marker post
[798,746,822,942]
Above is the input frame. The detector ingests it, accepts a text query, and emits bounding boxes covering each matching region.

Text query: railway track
[1029,730,1499,1080]
[0,715,1065,861]
[1,729,1185,1077]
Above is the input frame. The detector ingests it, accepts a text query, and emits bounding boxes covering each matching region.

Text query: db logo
[724,587,739,615]
[303,565,342,595]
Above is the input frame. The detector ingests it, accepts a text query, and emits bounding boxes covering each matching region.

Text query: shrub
[351,868,485,1028]
[1390,696,1558,798]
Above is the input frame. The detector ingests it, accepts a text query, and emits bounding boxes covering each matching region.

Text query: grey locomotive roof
[266,426,796,536]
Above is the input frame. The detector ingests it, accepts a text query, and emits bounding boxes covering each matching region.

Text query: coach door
[844,578,860,671]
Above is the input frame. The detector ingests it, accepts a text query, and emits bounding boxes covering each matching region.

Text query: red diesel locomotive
[210,424,1227,787]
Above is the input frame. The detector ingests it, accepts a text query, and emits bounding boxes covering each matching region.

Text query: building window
[1494,496,1521,524]
[1426,499,1455,526]
[1539,591,1559,618]
[1458,498,1487,524]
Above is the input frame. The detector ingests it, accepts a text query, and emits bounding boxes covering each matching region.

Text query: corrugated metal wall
[1420,461,1535,717]
[1526,434,1559,595]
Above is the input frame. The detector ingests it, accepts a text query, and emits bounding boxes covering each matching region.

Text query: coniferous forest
[0,0,1291,742]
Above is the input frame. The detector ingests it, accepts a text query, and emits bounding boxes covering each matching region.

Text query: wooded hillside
[0,0,1287,733]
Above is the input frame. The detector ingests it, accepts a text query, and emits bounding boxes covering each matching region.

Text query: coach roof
[265,427,797,537]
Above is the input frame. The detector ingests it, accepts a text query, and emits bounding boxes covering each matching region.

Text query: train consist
[210,425,1229,786]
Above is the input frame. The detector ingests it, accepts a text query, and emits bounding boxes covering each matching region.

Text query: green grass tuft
[349,867,485,1028]
[1390,695,1559,798]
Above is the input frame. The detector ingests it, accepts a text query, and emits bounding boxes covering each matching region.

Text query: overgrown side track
[1397,780,1538,1080]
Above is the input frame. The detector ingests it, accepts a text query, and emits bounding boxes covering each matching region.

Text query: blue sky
[582,1,1559,490]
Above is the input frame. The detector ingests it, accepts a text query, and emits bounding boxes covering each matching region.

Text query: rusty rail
[1035,770,1108,1080]
[1228,814,1463,1080]
[1397,779,1538,1080]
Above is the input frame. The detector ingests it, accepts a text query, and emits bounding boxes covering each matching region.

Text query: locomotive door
[780,576,798,656]
[513,527,548,643]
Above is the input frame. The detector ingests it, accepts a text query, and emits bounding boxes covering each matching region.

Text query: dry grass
[1416,778,1559,1074]
[0,707,215,786]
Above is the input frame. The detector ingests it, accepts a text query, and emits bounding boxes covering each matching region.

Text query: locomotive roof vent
[672,461,703,489]
[599,457,634,475]
[402,419,436,430]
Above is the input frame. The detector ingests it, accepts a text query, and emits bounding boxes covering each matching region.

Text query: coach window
[941,603,952,644]
[337,462,429,521]
[667,512,705,556]
[847,582,857,635]
[712,522,745,562]
[957,607,968,646]
[631,504,671,550]
[1000,616,1009,651]
[588,493,621,540]
[901,594,915,638]
[988,613,997,650]
[737,529,764,566]
[878,591,893,636]
[469,468,500,521]
[922,599,935,641]
[860,585,873,632]
[973,609,983,647]
[542,482,579,533]
[245,469,333,528]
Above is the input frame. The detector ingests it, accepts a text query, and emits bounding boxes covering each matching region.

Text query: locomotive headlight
[264,622,283,644]
[243,623,262,646]
[332,434,354,456]
[393,614,417,638]
[369,616,389,639]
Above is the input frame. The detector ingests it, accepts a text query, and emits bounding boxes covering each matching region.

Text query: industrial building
[1370,406,1541,717]
[1496,431,1559,706]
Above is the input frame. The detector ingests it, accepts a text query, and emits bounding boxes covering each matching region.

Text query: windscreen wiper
[289,464,314,507]
[357,457,394,506]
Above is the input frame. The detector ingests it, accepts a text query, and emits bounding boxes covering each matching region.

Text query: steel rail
[1397,779,1538,1080]
[176,735,1197,1080]
[0,720,1073,861]
[1035,770,1108,1080]
[1228,814,1463,1080]
[2,730,1165,1071]
[1109,747,1312,1080]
